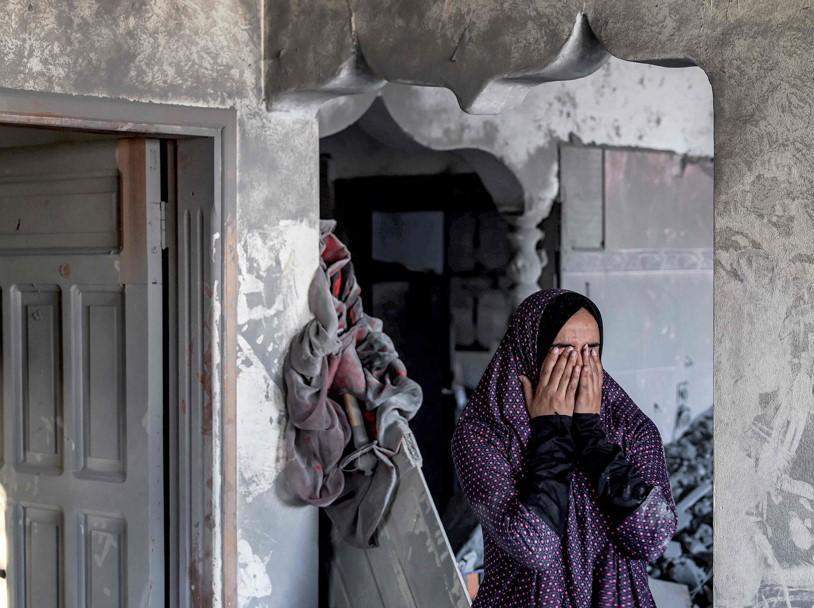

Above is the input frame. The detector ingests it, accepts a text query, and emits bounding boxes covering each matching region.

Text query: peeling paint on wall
[236,222,316,506]
[4,1,814,606]
[237,539,273,599]
[235,200,319,605]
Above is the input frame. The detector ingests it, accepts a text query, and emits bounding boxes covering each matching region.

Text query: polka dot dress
[451,289,678,607]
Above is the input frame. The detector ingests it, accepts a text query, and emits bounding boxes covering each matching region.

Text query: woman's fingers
[538,346,561,388]
[572,348,587,402]
[565,362,580,405]
[588,348,600,394]
[522,346,598,417]
[519,374,533,412]
[593,346,603,376]
[580,346,591,386]
[589,361,597,399]
[580,346,601,411]
[547,348,570,390]
[557,349,577,394]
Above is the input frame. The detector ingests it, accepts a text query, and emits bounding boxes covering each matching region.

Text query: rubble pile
[649,406,714,608]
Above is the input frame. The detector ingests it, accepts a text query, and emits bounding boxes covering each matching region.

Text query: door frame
[0,88,237,607]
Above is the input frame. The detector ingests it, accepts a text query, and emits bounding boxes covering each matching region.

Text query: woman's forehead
[554,316,599,339]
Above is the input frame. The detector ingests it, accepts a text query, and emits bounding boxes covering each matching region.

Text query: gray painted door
[0,139,164,607]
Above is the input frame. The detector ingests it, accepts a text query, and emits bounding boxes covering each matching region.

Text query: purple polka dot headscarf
[451,288,678,607]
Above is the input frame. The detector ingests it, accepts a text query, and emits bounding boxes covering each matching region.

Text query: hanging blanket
[281,219,423,548]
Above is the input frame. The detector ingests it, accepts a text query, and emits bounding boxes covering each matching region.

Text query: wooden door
[0,139,164,607]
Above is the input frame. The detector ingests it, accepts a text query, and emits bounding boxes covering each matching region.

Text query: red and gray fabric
[451,288,677,607]
[282,220,422,548]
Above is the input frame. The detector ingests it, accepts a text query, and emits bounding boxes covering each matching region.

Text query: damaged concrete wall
[379,55,713,219]
[322,59,714,444]
[320,54,713,214]
[2,0,813,606]
[0,2,320,606]
[267,2,814,606]
[234,113,320,608]
[559,146,714,442]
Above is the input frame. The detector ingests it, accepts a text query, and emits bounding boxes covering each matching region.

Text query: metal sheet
[329,430,471,608]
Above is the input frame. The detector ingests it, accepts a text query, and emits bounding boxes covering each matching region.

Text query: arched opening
[320,100,518,515]
[313,48,714,606]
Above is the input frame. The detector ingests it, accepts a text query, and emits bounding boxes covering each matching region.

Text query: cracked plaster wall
[0,2,320,606]
[3,1,814,606]
[378,56,714,218]
[270,3,814,603]
[318,54,714,222]
[270,2,814,605]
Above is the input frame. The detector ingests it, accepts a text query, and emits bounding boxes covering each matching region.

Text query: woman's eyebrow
[550,342,601,348]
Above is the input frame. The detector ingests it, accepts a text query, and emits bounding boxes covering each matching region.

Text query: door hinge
[159,200,168,250]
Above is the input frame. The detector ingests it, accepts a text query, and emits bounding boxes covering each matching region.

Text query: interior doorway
[317,54,714,604]
[0,123,219,608]
[329,173,509,515]
[0,134,165,606]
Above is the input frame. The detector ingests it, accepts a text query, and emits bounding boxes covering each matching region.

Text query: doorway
[330,173,509,515]
[0,123,221,607]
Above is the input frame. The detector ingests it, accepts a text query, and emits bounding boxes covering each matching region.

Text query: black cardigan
[522,413,653,537]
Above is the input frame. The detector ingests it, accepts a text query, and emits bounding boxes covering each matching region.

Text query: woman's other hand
[519,346,580,418]
[574,344,602,414]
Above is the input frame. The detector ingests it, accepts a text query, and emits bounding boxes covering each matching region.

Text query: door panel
[18,505,63,607]
[74,286,126,482]
[0,139,164,607]
[13,285,63,475]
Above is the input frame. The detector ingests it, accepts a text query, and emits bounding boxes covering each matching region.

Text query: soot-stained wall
[2,1,812,606]
[269,3,814,606]
[0,2,320,607]
[320,59,714,445]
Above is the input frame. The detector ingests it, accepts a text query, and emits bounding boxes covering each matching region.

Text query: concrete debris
[648,577,692,608]
[649,406,713,608]
[455,524,484,574]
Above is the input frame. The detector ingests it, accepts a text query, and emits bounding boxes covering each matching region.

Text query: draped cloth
[282,220,423,548]
[451,288,678,607]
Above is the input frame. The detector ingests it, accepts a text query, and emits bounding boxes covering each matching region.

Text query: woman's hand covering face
[519,346,581,418]
[574,344,603,414]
